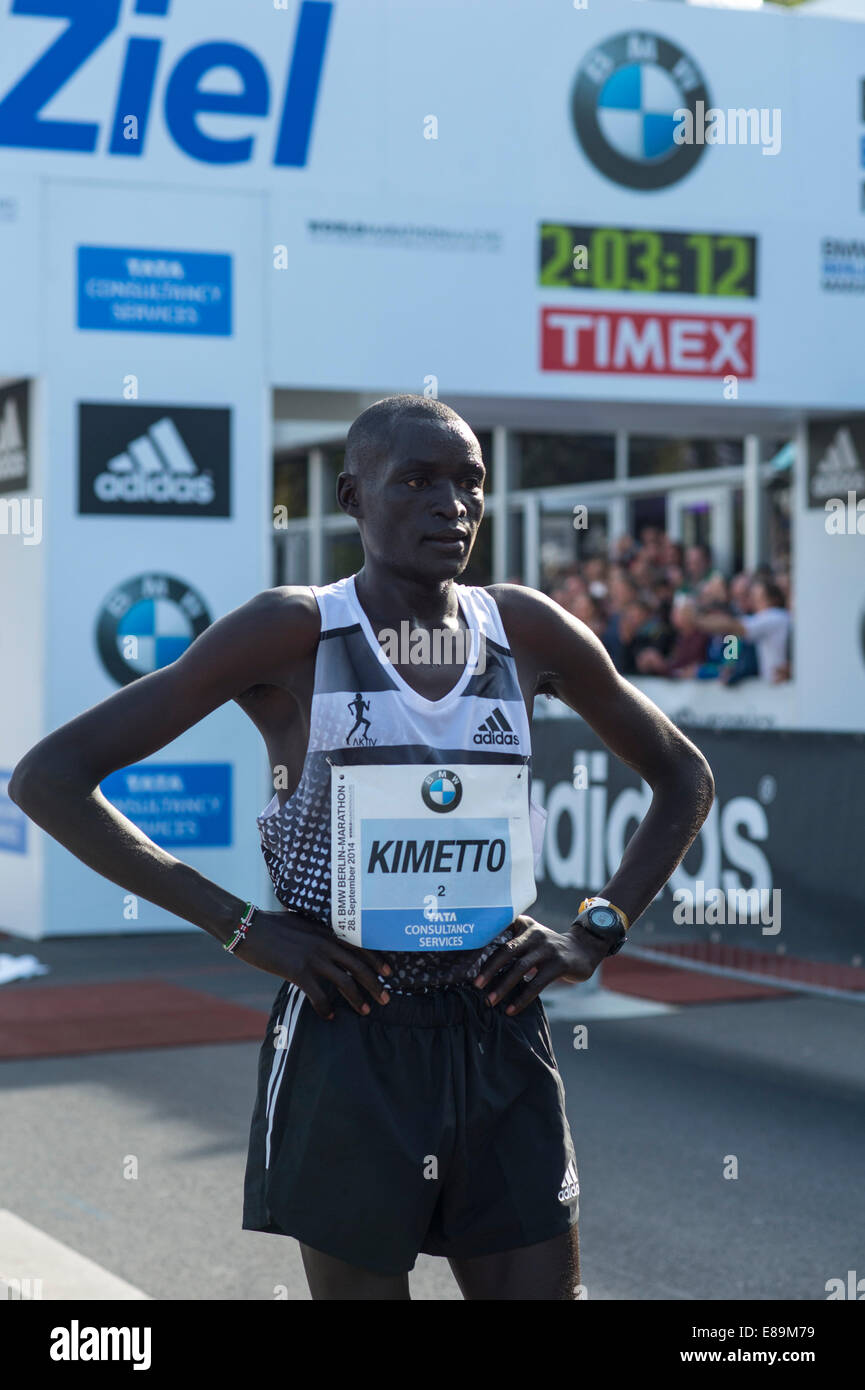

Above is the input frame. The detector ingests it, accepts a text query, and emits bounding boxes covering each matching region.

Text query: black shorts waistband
[336,981,528,1029]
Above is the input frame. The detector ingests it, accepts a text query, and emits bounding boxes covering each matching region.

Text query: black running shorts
[242,979,580,1277]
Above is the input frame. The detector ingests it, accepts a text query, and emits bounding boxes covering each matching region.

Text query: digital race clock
[539,223,758,297]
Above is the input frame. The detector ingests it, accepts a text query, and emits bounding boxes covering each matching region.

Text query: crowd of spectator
[546,529,792,684]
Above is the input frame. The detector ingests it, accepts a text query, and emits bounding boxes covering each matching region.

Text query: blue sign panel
[101,763,232,847]
[0,770,27,854]
[77,247,232,335]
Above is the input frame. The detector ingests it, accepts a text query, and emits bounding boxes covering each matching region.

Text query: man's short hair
[688,541,713,562]
[344,395,471,477]
[754,578,786,608]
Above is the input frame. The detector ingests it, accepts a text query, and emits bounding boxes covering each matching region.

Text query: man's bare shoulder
[227,585,321,664]
[244,584,320,630]
[179,585,321,694]
[485,582,573,636]
[486,582,552,611]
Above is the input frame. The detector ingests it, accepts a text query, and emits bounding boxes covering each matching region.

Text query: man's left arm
[475,586,715,1012]
[694,611,745,637]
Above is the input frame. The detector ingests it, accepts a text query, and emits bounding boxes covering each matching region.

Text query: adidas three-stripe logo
[473,706,519,746]
[93,417,215,506]
[558,1158,579,1204]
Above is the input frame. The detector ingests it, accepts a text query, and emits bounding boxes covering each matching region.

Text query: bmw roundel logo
[95,573,211,686]
[571,32,710,191]
[422,769,463,814]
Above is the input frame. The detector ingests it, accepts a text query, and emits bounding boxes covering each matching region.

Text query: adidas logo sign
[93,417,214,505]
[473,707,519,746]
[811,426,865,500]
[0,397,27,483]
[558,1158,579,1205]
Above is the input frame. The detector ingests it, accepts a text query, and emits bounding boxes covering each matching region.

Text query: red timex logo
[541,308,755,378]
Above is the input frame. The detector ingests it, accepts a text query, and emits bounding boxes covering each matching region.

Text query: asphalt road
[1,937,862,1301]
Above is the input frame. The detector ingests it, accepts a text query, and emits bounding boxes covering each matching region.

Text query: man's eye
[405,478,427,488]
[463,477,483,489]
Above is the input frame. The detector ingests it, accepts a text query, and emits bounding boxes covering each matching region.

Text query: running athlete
[9,395,714,1301]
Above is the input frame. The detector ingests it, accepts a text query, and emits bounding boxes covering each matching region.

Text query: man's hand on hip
[472,915,609,1016]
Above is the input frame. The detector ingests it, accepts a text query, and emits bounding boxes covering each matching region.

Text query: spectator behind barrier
[636,595,708,679]
[692,577,791,683]
[541,530,791,685]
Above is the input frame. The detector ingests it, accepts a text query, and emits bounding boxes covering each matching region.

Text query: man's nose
[431,485,468,519]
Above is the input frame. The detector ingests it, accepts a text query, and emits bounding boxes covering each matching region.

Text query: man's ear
[336,471,361,517]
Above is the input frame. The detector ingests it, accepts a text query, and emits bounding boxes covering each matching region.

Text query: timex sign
[78,403,230,517]
[540,308,755,378]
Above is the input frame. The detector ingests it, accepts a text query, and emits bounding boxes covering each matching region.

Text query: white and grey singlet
[257,575,546,994]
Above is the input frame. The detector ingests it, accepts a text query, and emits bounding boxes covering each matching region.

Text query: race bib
[330,761,537,951]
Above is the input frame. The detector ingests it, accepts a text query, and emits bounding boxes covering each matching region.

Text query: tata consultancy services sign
[77,247,232,335]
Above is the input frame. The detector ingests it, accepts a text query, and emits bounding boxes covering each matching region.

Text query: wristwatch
[572,896,630,956]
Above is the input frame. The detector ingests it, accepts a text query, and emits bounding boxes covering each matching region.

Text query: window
[461,515,492,586]
[273,530,309,586]
[766,479,792,572]
[539,509,577,589]
[273,452,308,520]
[324,530,364,583]
[323,448,346,514]
[628,437,743,477]
[515,433,615,489]
[629,495,667,538]
[475,431,492,470]
[507,506,524,583]
[732,486,745,574]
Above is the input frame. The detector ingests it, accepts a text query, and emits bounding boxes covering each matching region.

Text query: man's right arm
[8,587,319,945]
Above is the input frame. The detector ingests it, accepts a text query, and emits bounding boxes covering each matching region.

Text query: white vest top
[258,575,545,993]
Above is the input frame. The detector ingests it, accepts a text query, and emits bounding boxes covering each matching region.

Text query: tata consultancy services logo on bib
[422,770,463,814]
[571,32,710,191]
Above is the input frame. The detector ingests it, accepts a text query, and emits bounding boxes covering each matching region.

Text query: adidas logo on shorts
[558,1159,579,1204]
[473,707,519,746]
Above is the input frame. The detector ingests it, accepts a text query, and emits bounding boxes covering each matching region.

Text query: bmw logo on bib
[571,31,710,191]
[421,769,463,813]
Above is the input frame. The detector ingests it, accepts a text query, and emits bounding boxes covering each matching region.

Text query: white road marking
[542,987,675,1021]
[0,1210,151,1300]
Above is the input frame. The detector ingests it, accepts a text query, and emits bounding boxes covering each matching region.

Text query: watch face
[588,906,618,930]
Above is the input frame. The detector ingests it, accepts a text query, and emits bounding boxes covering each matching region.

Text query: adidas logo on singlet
[558,1159,579,1205]
[473,707,519,746]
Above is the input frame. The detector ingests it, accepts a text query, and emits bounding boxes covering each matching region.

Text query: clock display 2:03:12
[539,224,758,297]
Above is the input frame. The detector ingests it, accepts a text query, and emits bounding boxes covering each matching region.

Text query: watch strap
[577,896,630,931]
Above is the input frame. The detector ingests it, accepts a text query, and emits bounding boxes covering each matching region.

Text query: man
[9,395,714,1301]
[694,576,791,683]
[636,594,708,680]
[615,598,672,677]
[600,568,639,669]
[678,542,722,596]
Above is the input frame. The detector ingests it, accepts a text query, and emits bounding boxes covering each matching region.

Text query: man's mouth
[425,530,469,550]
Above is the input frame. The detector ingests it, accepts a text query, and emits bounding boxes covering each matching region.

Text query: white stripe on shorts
[264,984,304,1170]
